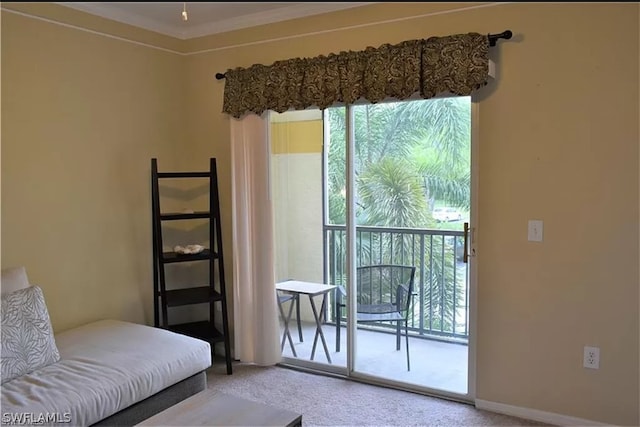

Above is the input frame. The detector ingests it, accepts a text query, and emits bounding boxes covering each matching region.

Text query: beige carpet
[206,362,551,427]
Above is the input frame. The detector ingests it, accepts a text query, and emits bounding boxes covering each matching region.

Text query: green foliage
[327,97,471,226]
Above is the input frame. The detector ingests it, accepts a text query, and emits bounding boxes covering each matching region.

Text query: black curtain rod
[215,30,512,80]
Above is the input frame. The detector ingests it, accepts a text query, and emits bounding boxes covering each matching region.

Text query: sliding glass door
[271,96,475,399]
[342,98,472,397]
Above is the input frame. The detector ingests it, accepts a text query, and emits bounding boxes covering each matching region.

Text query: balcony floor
[279,320,468,394]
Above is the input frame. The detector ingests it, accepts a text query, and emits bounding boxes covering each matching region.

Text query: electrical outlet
[583,346,600,369]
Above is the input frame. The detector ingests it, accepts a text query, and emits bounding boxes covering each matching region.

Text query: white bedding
[1,319,211,426]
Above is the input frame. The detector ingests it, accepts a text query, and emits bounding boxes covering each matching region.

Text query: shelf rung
[161,249,218,264]
[160,211,210,221]
[163,287,222,307]
[157,172,210,178]
[168,321,225,343]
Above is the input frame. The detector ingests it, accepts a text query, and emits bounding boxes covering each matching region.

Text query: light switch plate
[528,220,543,242]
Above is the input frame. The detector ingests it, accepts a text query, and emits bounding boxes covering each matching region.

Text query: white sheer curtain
[230,112,282,366]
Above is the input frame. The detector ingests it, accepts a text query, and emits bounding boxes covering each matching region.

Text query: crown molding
[181,3,373,39]
[55,2,375,40]
[55,2,185,38]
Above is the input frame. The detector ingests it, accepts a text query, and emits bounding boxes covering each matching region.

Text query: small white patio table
[275,280,337,363]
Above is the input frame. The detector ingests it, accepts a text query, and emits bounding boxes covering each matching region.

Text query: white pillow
[1,285,61,384]
[1,266,30,296]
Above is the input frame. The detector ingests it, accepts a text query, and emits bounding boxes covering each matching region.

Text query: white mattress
[1,319,211,426]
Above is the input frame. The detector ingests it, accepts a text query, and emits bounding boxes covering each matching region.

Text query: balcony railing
[324,224,469,341]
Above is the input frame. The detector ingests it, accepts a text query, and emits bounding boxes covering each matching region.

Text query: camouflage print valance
[222,32,489,119]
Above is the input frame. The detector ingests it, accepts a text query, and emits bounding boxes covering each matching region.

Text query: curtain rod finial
[488,30,513,46]
[216,73,226,80]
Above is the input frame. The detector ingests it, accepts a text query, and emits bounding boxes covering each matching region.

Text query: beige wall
[1,2,638,425]
[1,9,185,331]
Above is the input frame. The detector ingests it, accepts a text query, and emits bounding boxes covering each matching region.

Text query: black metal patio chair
[335,264,416,371]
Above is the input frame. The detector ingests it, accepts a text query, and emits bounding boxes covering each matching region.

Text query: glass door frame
[331,97,479,403]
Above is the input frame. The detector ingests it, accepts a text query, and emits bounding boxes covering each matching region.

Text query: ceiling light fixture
[181,2,188,22]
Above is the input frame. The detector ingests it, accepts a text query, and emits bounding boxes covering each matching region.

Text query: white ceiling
[57,2,373,40]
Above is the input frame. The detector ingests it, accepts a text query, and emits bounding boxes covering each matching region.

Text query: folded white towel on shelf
[174,244,205,254]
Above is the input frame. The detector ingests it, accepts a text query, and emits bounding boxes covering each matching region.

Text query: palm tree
[358,158,428,227]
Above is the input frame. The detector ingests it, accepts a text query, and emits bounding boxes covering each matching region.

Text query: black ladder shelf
[151,158,232,375]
